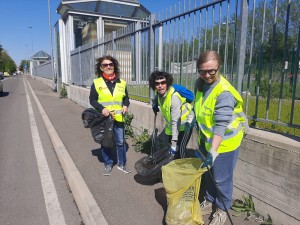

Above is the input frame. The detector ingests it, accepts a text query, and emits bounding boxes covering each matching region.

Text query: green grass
[128,84,300,137]
[244,96,300,136]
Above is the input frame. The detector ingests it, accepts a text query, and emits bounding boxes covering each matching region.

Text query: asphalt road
[0,75,262,225]
[0,76,82,225]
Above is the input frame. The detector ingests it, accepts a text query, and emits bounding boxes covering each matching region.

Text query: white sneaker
[200,199,213,215]
[117,165,131,174]
[103,164,112,176]
[209,208,227,225]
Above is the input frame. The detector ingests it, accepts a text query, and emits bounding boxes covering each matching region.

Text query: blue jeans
[101,123,127,166]
[200,147,240,211]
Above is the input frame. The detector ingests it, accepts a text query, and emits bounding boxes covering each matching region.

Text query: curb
[25,78,108,225]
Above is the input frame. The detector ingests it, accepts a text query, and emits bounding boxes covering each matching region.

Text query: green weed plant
[59,85,68,99]
[232,195,273,225]
[132,129,152,154]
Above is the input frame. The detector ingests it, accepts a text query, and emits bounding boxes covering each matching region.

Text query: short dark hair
[148,71,173,90]
[95,55,120,77]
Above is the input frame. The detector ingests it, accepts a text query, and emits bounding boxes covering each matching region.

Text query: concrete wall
[33,78,300,225]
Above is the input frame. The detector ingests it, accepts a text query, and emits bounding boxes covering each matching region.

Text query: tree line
[0,43,30,74]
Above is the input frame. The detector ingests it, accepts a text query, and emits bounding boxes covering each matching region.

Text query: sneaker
[200,199,213,215]
[208,208,227,225]
[103,164,112,176]
[117,165,131,174]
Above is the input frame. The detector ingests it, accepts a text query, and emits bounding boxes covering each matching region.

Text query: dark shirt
[89,78,130,112]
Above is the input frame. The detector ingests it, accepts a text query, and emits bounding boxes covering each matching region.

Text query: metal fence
[35,0,300,130]
[32,61,54,80]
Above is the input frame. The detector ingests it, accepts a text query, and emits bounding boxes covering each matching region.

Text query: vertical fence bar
[290,25,300,124]
[223,1,230,80]
[149,14,156,103]
[229,0,238,85]
[158,25,163,70]
[236,0,248,93]
[265,0,278,120]
[245,0,256,116]
[278,0,291,121]
[217,2,222,53]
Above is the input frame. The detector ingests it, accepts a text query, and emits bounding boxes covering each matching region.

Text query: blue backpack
[173,84,194,103]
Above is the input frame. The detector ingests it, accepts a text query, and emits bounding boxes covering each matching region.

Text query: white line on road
[23,79,67,225]
[24,78,108,225]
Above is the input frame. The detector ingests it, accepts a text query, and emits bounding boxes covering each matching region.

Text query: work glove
[184,117,195,132]
[169,145,177,155]
[152,104,159,114]
[169,140,180,159]
[201,149,219,169]
[184,122,192,132]
[152,95,159,114]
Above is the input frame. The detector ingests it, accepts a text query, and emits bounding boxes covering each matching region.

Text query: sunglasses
[155,81,167,86]
[101,63,114,68]
[198,67,219,76]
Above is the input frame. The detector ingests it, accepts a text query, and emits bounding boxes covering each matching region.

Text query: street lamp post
[28,26,34,54]
[47,0,56,91]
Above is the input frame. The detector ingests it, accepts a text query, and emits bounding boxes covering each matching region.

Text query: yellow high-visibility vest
[158,86,192,135]
[194,76,246,153]
[94,77,126,122]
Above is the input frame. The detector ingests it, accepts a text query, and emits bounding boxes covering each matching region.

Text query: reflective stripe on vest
[158,86,192,135]
[94,77,126,122]
[194,76,246,153]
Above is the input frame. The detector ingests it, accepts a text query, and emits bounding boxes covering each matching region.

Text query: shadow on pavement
[155,187,167,225]
[133,174,161,186]
[0,91,9,97]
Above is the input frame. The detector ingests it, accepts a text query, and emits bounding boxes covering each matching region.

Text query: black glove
[152,104,159,114]
[185,117,196,132]
[152,95,159,114]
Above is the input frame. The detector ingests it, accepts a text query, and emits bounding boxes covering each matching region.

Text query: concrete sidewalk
[26,76,262,225]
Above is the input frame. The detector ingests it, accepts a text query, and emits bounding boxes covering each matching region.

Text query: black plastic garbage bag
[135,149,173,176]
[82,108,114,148]
[100,115,114,149]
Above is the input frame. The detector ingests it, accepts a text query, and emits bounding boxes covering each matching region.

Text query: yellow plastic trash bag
[162,158,207,225]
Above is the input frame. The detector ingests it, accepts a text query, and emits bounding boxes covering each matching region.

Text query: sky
[0,0,178,67]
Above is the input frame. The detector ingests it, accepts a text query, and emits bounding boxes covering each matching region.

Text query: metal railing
[35,0,300,131]
[32,61,54,80]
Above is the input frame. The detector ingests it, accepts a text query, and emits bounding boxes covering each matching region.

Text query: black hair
[148,70,173,90]
[95,55,120,78]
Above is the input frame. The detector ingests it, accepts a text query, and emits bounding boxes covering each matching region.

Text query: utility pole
[48,0,56,90]
[28,26,34,54]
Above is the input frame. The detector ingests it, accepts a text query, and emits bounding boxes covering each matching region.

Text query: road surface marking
[23,79,67,225]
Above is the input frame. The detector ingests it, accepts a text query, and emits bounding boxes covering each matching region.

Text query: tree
[20,60,30,72]
[0,50,17,73]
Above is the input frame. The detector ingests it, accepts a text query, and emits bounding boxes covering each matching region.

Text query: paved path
[26,76,262,225]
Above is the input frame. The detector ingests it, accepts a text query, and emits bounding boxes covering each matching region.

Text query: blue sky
[0,0,177,67]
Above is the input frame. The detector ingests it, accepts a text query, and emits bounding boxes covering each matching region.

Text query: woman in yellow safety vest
[89,55,131,176]
[194,50,247,225]
[149,71,194,159]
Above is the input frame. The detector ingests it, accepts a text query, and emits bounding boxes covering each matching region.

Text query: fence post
[149,14,156,104]
[135,21,141,83]
[158,25,163,70]
[236,0,248,93]
[112,31,117,57]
